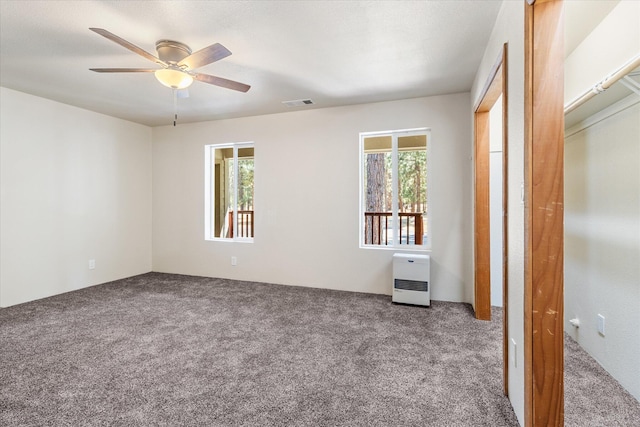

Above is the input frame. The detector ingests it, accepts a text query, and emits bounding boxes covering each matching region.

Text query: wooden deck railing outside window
[364,212,423,245]
[227,210,254,238]
[225,210,423,243]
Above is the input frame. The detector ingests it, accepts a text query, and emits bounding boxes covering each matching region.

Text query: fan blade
[194,73,251,93]
[90,68,157,73]
[178,43,231,70]
[89,28,167,67]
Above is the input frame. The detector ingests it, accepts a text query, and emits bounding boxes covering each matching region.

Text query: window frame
[359,127,431,250]
[204,141,255,242]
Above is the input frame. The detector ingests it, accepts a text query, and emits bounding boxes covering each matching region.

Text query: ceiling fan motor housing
[88,28,250,93]
[155,40,192,64]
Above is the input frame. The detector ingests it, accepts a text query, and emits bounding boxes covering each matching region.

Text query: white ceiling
[1,1,626,128]
[0,0,504,127]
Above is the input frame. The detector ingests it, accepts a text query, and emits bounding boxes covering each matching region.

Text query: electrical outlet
[88,259,96,270]
[511,338,517,368]
[597,314,605,336]
[231,256,237,266]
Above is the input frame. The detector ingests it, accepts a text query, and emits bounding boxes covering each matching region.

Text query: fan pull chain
[173,89,178,126]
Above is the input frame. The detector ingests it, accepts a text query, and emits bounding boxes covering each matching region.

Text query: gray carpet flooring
[0,273,638,426]
[564,334,640,426]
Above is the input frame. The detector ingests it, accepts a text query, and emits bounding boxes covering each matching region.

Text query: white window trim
[359,127,431,250]
[205,142,254,242]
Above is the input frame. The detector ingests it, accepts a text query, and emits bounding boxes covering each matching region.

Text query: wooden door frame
[473,43,509,395]
[474,45,509,322]
[524,0,565,425]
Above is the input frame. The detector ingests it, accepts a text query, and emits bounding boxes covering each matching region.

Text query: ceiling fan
[89,28,250,93]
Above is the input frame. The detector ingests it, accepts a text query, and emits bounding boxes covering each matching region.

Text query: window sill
[205,238,254,243]
[359,244,431,252]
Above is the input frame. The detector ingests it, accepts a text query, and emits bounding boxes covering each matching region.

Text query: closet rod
[564,53,640,115]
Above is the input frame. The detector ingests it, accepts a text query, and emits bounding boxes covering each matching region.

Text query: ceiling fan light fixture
[154,68,193,89]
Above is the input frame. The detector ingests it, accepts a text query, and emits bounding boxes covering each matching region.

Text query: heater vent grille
[394,279,428,292]
[282,99,314,107]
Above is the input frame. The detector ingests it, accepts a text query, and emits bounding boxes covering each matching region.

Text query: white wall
[565,101,640,401]
[563,0,640,402]
[152,94,472,301]
[0,87,153,307]
[490,96,503,308]
[470,1,526,423]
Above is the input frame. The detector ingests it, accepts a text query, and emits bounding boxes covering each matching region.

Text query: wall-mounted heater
[392,253,430,306]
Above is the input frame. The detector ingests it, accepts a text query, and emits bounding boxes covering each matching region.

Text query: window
[359,128,430,248]
[205,142,254,241]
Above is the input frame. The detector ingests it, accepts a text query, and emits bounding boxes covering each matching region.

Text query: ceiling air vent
[282,99,314,107]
